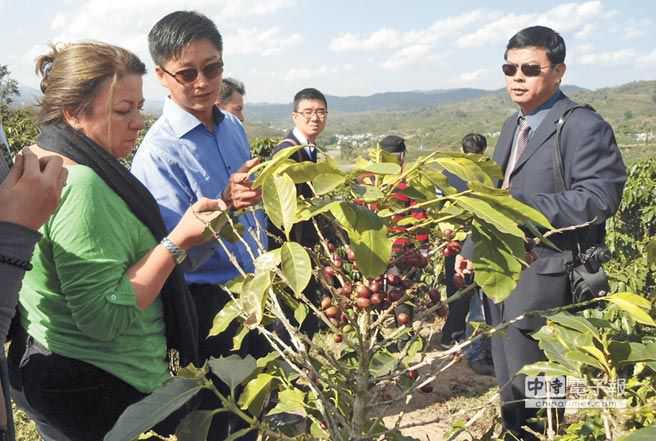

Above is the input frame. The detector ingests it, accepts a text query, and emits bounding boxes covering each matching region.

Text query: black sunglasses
[502,63,552,77]
[160,60,224,84]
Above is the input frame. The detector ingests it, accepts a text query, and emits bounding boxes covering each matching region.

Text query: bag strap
[552,104,597,255]
[552,104,595,192]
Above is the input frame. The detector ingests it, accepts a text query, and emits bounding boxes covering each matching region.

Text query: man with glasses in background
[131,10,265,440]
[268,88,328,336]
[456,26,626,440]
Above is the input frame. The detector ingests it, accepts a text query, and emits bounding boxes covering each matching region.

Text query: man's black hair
[148,11,223,66]
[461,133,487,154]
[220,77,245,102]
[293,88,327,111]
[379,135,406,153]
[505,25,566,65]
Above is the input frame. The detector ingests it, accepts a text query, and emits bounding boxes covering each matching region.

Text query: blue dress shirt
[131,98,267,285]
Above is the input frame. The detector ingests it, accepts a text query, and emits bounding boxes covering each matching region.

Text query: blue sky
[1,0,654,104]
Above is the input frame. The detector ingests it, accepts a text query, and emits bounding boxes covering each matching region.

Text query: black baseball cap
[379,135,406,153]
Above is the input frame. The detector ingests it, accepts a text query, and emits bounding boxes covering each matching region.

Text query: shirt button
[111,295,117,301]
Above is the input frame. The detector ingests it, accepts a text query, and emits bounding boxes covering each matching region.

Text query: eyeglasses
[294,109,328,120]
[502,63,552,77]
[160,60,224,84]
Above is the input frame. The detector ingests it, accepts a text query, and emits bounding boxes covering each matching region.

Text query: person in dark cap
[379,135,406,166]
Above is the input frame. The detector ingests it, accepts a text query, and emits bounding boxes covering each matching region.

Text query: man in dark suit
[457,26,626,439]
[270,87,327,248]
[269,88,328,335]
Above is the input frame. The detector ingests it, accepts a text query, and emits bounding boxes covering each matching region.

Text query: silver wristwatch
[161,237,187,265]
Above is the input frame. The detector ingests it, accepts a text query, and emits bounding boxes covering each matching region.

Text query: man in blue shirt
[131,11,265,440]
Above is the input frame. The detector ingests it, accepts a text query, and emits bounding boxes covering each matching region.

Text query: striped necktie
[502,117,530,189]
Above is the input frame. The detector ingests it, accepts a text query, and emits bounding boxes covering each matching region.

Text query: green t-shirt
[19,165,169,393]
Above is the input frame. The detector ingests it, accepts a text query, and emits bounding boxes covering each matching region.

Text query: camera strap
[552,104,596,256]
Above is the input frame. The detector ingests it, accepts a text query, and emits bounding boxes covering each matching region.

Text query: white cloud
[575,24,595,39]
[224,27,301,56]
[381,44,433,70]
[637,49,656,66]
[45,0,296,53]
[460,68,489,82]
[456,1,606,48]
[578,48,637,65]
[283,64,351,81]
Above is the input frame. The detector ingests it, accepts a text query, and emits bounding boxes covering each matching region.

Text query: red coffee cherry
[356,297,371,309]
[321,296,332,310]
[324,306,339,318]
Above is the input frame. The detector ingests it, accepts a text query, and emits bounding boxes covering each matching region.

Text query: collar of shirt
[162,98,225,139]
[518,89,563,137]
[292,127,316,158]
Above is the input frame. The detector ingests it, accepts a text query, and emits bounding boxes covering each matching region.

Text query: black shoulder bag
[553,105,611,304]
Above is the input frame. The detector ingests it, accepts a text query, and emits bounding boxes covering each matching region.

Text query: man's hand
[222,158,261,210]
[169,197,229,250]
[0,149,68,231]
[454,254,473,278]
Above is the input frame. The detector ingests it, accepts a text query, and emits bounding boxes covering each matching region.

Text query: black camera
[578,245,611,273]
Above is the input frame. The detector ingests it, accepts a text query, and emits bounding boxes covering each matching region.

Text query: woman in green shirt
[7,42,226,441]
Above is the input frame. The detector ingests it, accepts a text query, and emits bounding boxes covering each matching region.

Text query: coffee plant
[105,145,567,441]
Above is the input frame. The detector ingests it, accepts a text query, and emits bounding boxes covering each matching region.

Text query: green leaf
[254,249,281,272]
[208,300,241,337]
[267,387,307,417]
[296,200,341,223]
[232,324,250,351]
[252,145,305,188]
[532,327,581,374]
[452,194,524,237]
[240,272,271,329]
[564,350,606,371]
[104,378,204,441]
[471,221,522,302]
[256,352,280,369]
[197,209,231,241]
[647,238,656,267]
[355,158,401,175]
[606,293,656,326]
[435,157,494,186]
[310,419,330,439]
[352,184,385,201]
[468,182,553,229]
[609,341,656,364]
[281,242,312,296]
[238,373,275,410]
[294,303,308,326]
[618,426,656,441]
[208,355,257,394]
[313,173,346,195]
[519,361,579,377]
[175,410,213,441]
[329,202,392,279]
[547,312,599,339]
[263,173,297,240]
[369,351,397,378]
[223,275,246,295]
[280,159,343,184]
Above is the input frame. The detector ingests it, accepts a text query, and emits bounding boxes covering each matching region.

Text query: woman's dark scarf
[37,122,199,366]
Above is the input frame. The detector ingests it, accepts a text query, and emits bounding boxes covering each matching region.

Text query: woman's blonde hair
[35,42,146,125]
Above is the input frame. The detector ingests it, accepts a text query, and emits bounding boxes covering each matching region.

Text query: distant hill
[316,80,655,164]
[13,84,42,107]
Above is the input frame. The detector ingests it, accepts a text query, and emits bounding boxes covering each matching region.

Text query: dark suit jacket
[483,91,627,329]
[268,130,320,250]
